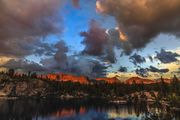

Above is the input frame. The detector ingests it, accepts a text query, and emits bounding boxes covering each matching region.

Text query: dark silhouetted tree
[8,69,15,78]
[171,75,179,94]
[28,71,31,77]
[31,72,37,79]
[159,76,168,96]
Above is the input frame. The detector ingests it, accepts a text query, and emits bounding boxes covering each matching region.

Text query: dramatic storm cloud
[1,59,46,72]
[135,68,148,77]
[81,20,108,56]
[80,20,133,63]
[148,66,169,73]
[81,20,118,63]
[148,56,154,62]
[54,41,69,69]
[118,66,128,72]
[96,0,180,53]
[155,49,180,63]
[0,0,64,57]
[41,41,107,77]
[135,65,169,77]
[40,40,69,71]
[129,53,146,66]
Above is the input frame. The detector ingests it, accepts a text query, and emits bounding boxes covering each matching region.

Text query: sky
[0,0,179,80]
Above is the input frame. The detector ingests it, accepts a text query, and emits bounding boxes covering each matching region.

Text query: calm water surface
[0,99,179,120]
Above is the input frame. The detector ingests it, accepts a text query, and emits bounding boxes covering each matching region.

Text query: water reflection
[0,99,179,120]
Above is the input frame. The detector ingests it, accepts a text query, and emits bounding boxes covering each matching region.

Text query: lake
[0,98,179,120]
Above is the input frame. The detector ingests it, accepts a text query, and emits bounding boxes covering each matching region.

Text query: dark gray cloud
[54,41,69,69]
[135,65,170,77]
[148,66,169,73]
[1,59,46,72]
[0,0,64,57]
[135,68,148,77]
[148,56,153,62]
[97,0,180,53]
[80,20,139,63]
[92,61,107,77]
[80,20,118,63]
[1,40,107,77]
[41,40,107,78]
[129,53,146,66]
[80,20,134,63]
[81,20,108,56]
[40,40,69,71]
[104,44,116,63]
[155,49,179,63]
[41,56,107,78]
[118,66,128,72]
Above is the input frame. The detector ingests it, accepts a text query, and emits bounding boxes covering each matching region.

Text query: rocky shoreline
[0,76,180,113]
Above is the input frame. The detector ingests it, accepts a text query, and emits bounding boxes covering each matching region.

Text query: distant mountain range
[125,77,172,84]
[46,73,89,84]
[126,77,155,84]
[43,73,172,84]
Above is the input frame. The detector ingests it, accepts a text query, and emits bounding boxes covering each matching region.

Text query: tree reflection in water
[0,99,179,120]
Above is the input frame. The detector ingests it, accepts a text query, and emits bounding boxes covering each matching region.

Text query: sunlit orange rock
[46,74,57,80]
[96,77,119,84]
[47,73,120,84]
[126,77,155,85]
[47,73,89,84]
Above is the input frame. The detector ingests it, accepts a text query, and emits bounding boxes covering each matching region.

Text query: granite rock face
[0,79,51,97]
